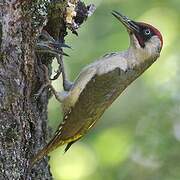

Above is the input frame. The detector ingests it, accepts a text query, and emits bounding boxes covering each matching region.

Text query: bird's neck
[125,46,152,70]
[126,36,161,68]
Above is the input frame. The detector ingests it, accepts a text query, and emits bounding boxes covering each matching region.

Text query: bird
[31,10,163,166]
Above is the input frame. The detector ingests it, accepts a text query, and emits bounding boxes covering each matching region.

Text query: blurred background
[48,0,180,179]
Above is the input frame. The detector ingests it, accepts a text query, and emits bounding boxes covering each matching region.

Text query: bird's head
[112,11,163,61]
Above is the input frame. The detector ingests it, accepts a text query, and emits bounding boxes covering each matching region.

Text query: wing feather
[59,67,128,141]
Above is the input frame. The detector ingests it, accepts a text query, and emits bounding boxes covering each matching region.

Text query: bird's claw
[36,30,71,56]
[36,42,70,57]
[35,30,73,93]
[33,82,51,101]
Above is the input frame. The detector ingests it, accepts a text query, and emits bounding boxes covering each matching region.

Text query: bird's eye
[144,29,151,36]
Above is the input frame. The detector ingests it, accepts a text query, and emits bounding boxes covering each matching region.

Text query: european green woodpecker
[31,10,163,166]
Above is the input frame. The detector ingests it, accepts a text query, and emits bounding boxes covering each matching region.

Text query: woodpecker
[31,10,163,166]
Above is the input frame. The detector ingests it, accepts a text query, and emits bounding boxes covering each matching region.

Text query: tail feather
[64,137,81,153]
[30,129,82,168]
[30,134,65,168]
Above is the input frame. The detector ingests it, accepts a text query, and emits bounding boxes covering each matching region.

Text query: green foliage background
[48,0,180,179]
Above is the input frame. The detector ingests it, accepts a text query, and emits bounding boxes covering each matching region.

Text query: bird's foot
[35,30,73,96]
[54,53,74,91]
[34,64,51,100]
[34,82,50,101]
[34,65,66,103]
[36,30,71,57]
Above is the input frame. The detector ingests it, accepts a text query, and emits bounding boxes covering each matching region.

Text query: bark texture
[0,1,51,179]
[0,0,93,179]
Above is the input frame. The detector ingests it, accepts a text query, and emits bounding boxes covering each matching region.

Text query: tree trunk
[0,1,52,179]
[0,0,94,179]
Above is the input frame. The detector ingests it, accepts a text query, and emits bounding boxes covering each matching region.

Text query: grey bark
[0,0,93,179]
[0,1,52,179]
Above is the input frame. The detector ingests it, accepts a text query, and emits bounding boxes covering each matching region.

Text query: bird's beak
[112,11,139,33]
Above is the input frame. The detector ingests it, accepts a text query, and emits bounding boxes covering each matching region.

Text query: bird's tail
[30,133,65,168]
